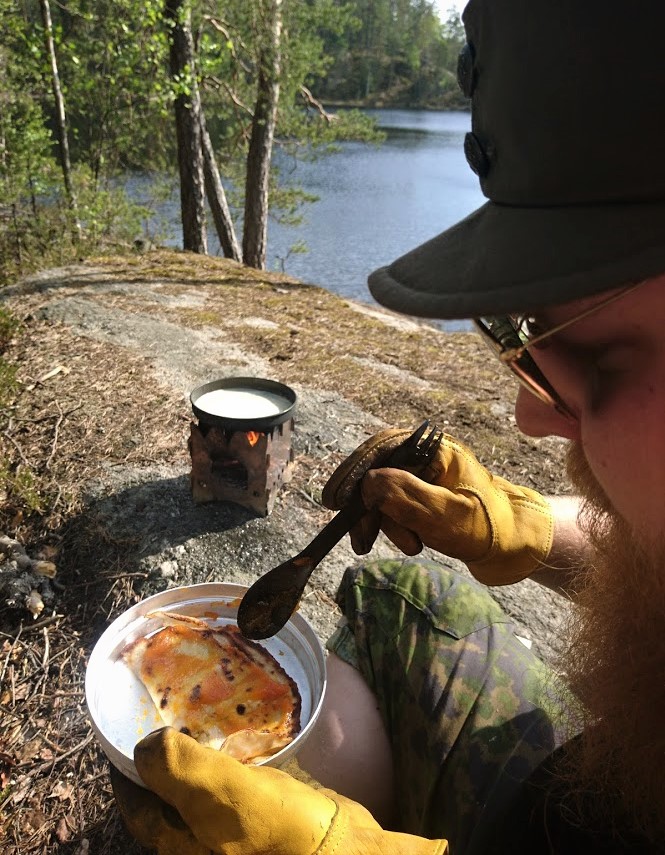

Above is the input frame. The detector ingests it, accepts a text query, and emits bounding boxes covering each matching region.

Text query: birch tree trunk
[165,0,207,254]
[39,0,81,240]
[200,106,241,261]
[242,0,282,270]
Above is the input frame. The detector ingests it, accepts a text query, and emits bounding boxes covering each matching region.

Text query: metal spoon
[237,420,443,640]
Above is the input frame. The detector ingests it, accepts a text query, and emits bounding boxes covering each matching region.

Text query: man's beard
[559,443,665,842]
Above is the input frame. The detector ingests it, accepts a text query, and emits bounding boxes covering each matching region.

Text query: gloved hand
[112,727,447,855]
[322,428,553,585]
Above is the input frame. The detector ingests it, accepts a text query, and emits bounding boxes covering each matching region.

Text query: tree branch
[204,16,253,73]
[203,76,253,117]
[299,85,336,123]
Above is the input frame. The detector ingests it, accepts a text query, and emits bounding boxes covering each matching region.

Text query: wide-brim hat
[368,0,665,320]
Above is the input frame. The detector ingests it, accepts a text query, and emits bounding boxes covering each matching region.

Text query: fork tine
[416,425,444,462]
[416,430,433,456]
[404,419,430,448]
[428,429,444,459]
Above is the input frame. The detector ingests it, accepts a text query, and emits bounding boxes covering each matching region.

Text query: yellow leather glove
[112,727,447,855]
[322,428,554,585]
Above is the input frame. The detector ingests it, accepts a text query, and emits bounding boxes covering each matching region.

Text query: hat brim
[368,200,665,319]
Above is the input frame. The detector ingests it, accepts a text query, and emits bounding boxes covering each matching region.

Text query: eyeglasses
[474,284,642,419]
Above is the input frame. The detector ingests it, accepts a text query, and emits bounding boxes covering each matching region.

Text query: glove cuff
[317,798,448,855]
[322,429,411,509]
[468,486,554,585]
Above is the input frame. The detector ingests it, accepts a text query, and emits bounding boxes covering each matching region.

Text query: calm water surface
[134,110,484,325]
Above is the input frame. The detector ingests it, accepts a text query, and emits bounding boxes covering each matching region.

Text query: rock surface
[1,252,572,662]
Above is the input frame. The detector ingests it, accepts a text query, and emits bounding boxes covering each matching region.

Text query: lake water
[133,110,485,326]
[269,110,483,306]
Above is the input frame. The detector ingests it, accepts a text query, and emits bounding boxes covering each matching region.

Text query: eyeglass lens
[474,318,569,411]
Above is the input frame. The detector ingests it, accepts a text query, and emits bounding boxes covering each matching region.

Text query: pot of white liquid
[190,377,297,431]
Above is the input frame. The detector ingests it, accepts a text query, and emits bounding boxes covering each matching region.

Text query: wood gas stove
[189,377,296,516]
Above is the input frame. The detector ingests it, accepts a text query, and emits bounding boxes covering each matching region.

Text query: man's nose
[514,387,581,440]
[513,344,586,440]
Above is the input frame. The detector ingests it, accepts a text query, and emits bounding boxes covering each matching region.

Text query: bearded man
[111,0,665,852]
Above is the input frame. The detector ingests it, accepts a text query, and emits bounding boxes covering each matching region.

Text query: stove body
[189,419,295,516]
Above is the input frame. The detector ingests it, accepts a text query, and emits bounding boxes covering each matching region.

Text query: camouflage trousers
[327,558,577,855]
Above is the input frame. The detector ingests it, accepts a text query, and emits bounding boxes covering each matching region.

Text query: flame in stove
[246,431,261,447]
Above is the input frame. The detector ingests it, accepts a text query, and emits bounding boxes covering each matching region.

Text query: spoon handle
[236,493,368,640]
[295,492,367,567]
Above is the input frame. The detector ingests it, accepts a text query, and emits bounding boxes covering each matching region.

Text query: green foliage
[53,0,173,173]
[0,460,44,514]
[0,92,55,200]
[269,185,320,227]
[0,0,468,283]
[0,307,20,352]
[274,239,308,273]
[75,173,154,246]
[0,357,19,408]
[311,1,467,108]
[0,0,174,285]
[279,107,383,153]
[0,164,158,286]
[194,0,386,251]
[0,2,57,204]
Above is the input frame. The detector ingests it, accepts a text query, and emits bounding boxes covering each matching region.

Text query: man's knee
[296,653,396,827]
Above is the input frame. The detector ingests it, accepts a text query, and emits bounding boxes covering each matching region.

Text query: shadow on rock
[56,472,258,645]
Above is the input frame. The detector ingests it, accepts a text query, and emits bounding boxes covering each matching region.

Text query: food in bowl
[85,582,326,787]
[121,610,301,764]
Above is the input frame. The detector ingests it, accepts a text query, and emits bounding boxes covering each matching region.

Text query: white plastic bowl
[85,582,326,786]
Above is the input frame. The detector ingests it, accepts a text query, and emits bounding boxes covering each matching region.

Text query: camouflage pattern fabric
[327,559,579,855]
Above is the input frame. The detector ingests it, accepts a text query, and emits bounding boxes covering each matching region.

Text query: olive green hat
[368,0,665,319]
